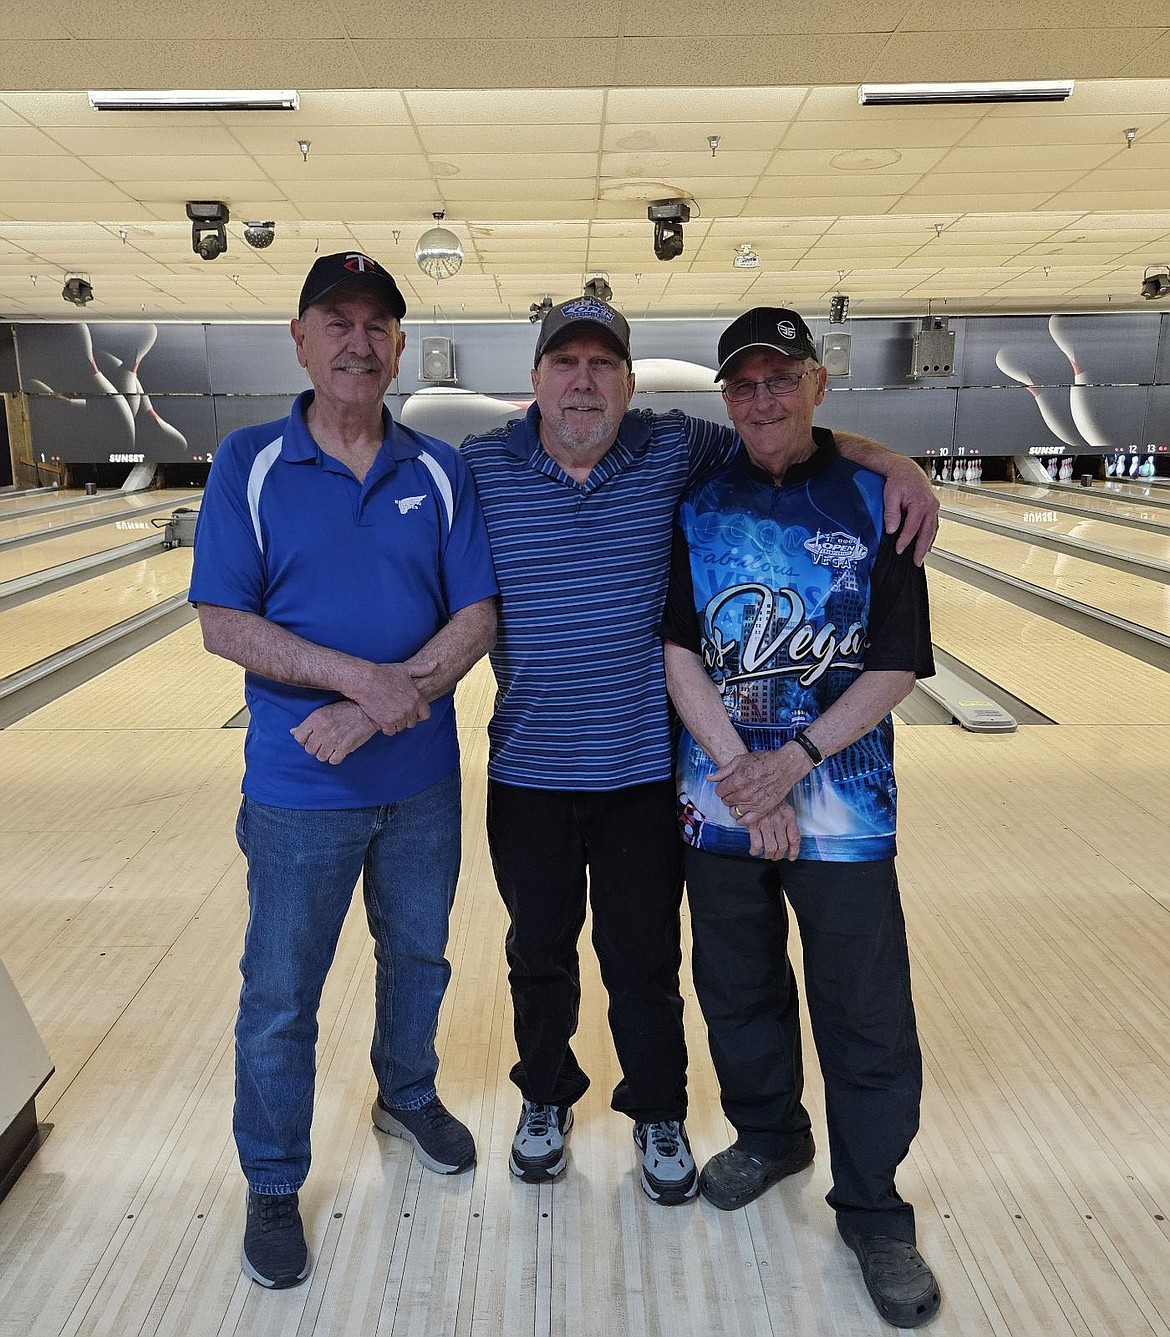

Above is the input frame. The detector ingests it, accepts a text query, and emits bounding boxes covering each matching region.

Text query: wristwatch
[790,731,824,767]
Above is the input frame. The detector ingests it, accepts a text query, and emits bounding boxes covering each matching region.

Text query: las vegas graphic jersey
[659,428,933,861]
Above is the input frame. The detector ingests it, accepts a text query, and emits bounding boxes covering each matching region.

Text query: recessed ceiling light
[88,89,299,112]
[859,81,1073,106]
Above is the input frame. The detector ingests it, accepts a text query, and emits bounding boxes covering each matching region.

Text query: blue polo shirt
[190,391,498,809]
[460,403,737,790]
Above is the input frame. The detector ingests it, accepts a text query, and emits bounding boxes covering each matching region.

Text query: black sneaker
[839,1228,941,1329]
[633,1120,698,1205]
[371,1094,476,1174]
[241,1190,311,1289]
[509,1100,573,1181]
[698,1133,815,1211]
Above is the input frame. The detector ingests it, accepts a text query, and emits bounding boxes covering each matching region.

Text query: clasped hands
[290,659,435,766]
[712,748,806,862]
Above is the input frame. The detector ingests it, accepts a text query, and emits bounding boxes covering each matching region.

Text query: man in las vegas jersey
[660,307,940,1330]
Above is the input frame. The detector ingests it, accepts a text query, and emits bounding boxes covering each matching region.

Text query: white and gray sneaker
[633,1120,698,1205]
[509,1100,574,1181]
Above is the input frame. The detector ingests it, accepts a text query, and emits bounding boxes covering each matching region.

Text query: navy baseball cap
[533,296,632,367]
[715,307,817,381]
[298,251,407,320]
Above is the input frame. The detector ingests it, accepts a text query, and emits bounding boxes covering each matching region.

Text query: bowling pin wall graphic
[996,316,1118,453]
[1048,315,1109,448]
[26,322,189,456]
[994,348,1084,448]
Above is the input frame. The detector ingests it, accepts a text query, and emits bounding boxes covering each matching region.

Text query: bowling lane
[0,548,193,680]
[0,487,67,515]
[941,491,1170,566]
[0,515,173,586]
[926,566,1170,725]
[936,518,1170,634]
[10,618,241,731]
[960,481,1170,525]
[0,488,193,543]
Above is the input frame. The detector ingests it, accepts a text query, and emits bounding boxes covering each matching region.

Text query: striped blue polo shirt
[461,402,737,790]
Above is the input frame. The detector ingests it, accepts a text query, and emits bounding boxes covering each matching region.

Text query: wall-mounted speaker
[820,331,852,378]
[420,336,456,384]
[911,321,955,378]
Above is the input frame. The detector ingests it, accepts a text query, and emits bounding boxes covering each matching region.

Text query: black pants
[686,849,921,1241]
[486,779,688,1123]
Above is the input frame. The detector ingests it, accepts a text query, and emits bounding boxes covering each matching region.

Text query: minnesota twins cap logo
[344,253,380,274]
[560,297,616,325]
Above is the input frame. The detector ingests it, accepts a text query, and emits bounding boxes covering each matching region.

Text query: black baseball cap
[715,307,817,381]
[298,251,407,320]
[533,296,632,368]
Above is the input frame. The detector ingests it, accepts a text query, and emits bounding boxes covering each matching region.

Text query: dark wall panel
[3,311,1168,465]
[955,383,1151,454]
[205,324,308,395]
[16,322,211,396]
[25,393,219,465]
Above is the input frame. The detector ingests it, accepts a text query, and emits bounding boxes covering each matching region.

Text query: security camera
[186,200,230,261]
[244,221,276,249]
[648,199,690,262]
[829,294,850,323]
[62,275,93,306]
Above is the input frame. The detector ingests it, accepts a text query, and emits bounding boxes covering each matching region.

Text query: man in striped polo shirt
[459,297,938,1205]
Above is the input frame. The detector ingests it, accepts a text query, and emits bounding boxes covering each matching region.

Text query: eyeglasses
[723,369,816,402]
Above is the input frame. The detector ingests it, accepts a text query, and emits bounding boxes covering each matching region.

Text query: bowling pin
[1116,452,1126,477]
[1129,454,1140,476]
[1140,455,1155,478]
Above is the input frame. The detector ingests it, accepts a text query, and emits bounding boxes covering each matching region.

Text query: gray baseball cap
[533,296,632,367]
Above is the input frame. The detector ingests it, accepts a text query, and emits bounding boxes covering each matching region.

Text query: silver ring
[732,804,744,818]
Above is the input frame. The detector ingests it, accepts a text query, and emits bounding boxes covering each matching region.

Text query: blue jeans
[233,770,461,1194]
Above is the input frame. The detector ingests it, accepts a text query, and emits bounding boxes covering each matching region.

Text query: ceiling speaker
[820,331,851,378]
[420,336,456,384]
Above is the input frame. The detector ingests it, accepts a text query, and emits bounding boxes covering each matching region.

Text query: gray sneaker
[371,1094,476,1174]
[633,1120,698,1205]
[509,1100,573,1181]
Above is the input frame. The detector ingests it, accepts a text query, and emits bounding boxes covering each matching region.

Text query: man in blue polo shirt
[459,298,938,1207]
[189,252,497,1290]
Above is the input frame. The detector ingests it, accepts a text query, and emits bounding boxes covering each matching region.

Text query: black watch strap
[791,731,824,767]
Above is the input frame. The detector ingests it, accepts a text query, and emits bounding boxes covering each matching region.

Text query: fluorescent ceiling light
[859,81,1074,106]
[88,89,299,112]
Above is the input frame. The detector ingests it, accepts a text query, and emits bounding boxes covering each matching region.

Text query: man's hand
[713,748,806,825]
[748,802,801,861]
[350,660,436,735]
[882,458,939,565]
[291,700,379,765]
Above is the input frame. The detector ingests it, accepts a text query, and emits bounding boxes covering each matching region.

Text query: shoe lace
[524,1102,556,1137]
[256,1195,297,1233]
[417,1099,454,1131]
[645,1120,681,1158]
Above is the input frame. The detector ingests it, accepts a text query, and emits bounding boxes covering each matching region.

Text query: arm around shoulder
[834,432,939,565]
